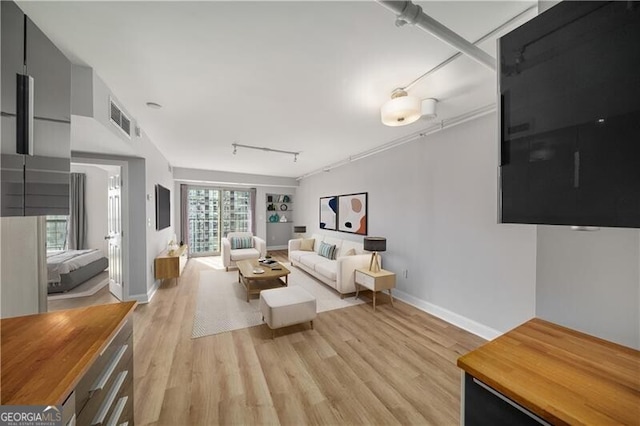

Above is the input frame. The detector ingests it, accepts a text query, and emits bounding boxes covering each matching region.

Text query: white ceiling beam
[378,0,497,71]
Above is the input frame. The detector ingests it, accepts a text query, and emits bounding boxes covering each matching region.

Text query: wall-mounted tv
[156,184,171,230]
[499,1,640,228]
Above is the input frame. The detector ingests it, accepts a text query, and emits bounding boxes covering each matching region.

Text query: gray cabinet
[26,16,72,124]
[75,318,134,426]
[0,1,23,118]
[0,0,71,216]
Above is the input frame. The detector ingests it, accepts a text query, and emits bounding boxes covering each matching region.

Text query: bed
[47,249,109,294]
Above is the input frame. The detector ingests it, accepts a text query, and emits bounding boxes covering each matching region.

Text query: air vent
[109,98,132,139]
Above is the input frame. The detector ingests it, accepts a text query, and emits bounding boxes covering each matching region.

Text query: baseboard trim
[146,279,162,303]
[392,289,502,341]
[267,245,288,251]
[128,280,161,304]
[128,292,149,303]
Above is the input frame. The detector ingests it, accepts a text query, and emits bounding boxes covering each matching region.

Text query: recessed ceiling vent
[110,98,131,139]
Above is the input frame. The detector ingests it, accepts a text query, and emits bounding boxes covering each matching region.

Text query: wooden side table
[354,268,396,311]
[155,245,188,284]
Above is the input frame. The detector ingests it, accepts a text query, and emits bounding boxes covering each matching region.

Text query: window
[46,215,68,251]
[185,187,252,256]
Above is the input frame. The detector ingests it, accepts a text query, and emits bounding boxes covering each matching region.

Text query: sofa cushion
[338,240,362,257]
[318,241,337,260]
[230,248,260,261]
[315,261,337,281]
[300,238,315,251]
[343,248,356,256]
[323,236,343,254]
[290,250,314,263]
[311,234,324,254]
[300,253,331,270]
[230,236,253,249]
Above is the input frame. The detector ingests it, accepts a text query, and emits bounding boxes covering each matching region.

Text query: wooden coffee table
[236,259,290,302]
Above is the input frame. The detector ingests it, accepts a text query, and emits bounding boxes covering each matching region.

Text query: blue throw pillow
[318,241,337,260]
[230,236,253,249]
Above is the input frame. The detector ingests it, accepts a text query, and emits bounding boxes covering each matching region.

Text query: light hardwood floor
[52,250,486,425]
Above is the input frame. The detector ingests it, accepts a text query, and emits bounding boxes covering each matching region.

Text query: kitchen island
[457,318,640,425]
[1,301,136,425]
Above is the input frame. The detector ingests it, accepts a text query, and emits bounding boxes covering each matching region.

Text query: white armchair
[221,232,267,271]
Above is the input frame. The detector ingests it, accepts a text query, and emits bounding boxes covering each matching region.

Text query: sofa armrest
[221,237,231,267]
[253,236,267,257]
[288,238,302,254]
[336,254,373,294]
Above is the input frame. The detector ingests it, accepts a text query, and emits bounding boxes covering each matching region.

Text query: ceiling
[18,1,536,178]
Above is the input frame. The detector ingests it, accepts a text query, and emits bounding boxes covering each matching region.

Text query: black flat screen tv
[499,1,640,228]
[156,184,171,230]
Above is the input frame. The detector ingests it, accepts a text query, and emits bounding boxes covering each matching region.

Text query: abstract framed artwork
[337,192,367,235]
[319,196,337,230]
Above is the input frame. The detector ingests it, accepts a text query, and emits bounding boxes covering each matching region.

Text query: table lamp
[294,225,307,238]
[364,237,386,273]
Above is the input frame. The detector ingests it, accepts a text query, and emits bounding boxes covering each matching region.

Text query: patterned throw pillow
[300,238,314,251]
[318,241,337,260]
[343,248,356,256]
[230,236,253,249]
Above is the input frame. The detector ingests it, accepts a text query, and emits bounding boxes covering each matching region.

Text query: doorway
[106,168,123,300]
[183,186,251,257]
[47,160,125,311]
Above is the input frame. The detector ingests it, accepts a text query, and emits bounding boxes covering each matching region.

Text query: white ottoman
[260,286,317,336]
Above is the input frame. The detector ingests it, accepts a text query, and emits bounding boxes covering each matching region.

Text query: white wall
[536,226,640,348]
[141,129,175,297]
[70,164,108,256]
[71,67,175,302]
[296,113,538,338]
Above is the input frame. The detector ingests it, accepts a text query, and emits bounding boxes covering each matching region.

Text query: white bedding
[47,249,104,283]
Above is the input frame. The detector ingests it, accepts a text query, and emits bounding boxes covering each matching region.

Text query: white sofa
[288,234,375,296]
[221,232,267,271]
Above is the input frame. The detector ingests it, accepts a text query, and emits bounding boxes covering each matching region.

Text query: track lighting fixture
[232,143,300,162]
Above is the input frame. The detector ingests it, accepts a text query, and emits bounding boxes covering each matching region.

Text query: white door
[107,171,123,300]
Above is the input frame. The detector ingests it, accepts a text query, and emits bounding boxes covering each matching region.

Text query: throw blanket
[47,249,102,283]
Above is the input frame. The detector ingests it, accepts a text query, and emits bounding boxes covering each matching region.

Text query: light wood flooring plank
[49,250,486,425]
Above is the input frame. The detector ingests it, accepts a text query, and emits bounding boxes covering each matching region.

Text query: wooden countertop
[457,318,640,425]
[1,301,136,405]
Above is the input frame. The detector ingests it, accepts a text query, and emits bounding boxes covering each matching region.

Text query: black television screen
[156,184,170,230]
[499,1,640,228]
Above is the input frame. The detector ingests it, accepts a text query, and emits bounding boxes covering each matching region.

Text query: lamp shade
[294,225,307,233]
[363,237,386,252]
[381,95,421,126]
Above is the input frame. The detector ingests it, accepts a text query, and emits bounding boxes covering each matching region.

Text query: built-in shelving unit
[266,193,293,249]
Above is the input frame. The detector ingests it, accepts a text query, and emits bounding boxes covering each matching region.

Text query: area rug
[191,266,364,338]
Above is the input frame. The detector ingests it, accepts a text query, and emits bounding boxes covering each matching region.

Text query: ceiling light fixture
[381,89,437,127]
[232,142,300,162]
[381,89,422,126]
[377,2,536,127]
[146,102,162,109]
